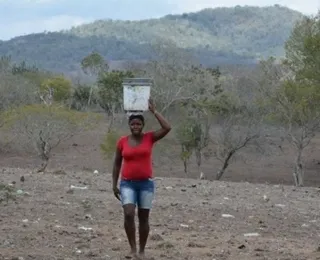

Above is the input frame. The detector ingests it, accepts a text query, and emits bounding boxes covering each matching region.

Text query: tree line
[0,12,319,186]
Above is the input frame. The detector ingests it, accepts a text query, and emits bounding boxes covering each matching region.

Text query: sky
[0,0,318,40]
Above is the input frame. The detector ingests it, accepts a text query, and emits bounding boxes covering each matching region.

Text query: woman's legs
[138,208,150,255]
[137,179,154,257]
[123,204,137,254]
[120,179,154,258]
[120,181,138,256]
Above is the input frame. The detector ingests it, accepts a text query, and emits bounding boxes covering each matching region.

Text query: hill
[0,5,304,72]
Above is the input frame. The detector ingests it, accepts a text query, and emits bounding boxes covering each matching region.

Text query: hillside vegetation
[0,10,319,187]
[0,5,303,72]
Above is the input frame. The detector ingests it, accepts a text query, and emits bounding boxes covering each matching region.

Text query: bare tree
[0,72,38,112]
[256,57,320,186]
[174,65,224,175]
[6,104,100,172]
[211,107,262,180]
[140,44,199,114]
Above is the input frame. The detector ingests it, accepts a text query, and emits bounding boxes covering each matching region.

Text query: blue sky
[0,0,318,40]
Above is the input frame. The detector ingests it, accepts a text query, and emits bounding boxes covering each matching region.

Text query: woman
[112,99,171,259]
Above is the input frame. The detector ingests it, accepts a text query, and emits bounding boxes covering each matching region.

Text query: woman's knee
[123,204,135,222]
[138,208,150,224]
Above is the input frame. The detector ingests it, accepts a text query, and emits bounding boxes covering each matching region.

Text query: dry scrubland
[0,123,319,186]
[1,10,320,260]
[0,167,320,260]
[0,125,320,260]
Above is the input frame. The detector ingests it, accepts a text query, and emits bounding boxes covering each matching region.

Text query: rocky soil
[1,168,320,260]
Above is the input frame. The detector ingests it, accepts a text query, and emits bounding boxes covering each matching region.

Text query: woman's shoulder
[116,135,128,147]
[143,131,154,137]
[143,131,155,143]
[118,135,128,141]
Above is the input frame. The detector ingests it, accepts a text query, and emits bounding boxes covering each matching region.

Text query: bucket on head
[122,78,152,112]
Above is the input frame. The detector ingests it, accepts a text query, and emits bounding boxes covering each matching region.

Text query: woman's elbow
[164,125,171,132]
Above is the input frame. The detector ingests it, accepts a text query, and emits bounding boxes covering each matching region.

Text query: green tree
[39,75,72,104]
[71,83,98,111]
[81,51,108,76]
[97,70,134,131]
[258,13,320,186]
[12,60,38,75]
[81,52,109,106]
[284,12,320,85]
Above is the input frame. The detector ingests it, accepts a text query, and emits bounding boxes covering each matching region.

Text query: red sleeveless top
[117,131,155,180]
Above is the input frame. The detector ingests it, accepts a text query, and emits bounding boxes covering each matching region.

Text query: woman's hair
[128,114,145,125]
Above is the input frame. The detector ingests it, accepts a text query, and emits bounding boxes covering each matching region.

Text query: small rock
[238,244,246,249]
[222,214,235,218]
[180,224,189,228]
[187,241,205,248]
[53,170,67,175]
[150,234,163,241]
[84,214,93,220]
[275,204,285,208]
[244,233,260,237]
[78,226,93,231]
[70,185,88,190]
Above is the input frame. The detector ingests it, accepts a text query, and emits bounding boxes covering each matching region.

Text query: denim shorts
[119,179,155,209]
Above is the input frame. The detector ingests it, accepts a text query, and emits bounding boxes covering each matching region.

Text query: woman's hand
[148,98,156,114]
[113,186,121,201]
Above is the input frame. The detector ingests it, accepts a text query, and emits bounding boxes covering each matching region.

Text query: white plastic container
[122,78,152,112]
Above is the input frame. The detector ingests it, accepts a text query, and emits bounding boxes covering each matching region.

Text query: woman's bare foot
[125,251,138,259]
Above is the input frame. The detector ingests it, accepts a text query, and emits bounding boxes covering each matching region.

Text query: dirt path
[1,168,320,259]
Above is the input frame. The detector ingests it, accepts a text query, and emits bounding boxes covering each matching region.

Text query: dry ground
[0,168,320,260]
[0,123,319,186]
[0,124,319,259]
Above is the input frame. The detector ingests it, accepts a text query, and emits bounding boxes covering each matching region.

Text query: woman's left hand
[148,98,156,113]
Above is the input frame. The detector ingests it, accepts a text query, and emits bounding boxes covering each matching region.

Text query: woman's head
[128,114,145,136]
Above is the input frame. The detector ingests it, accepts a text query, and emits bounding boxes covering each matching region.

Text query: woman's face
[129,118,144,135]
